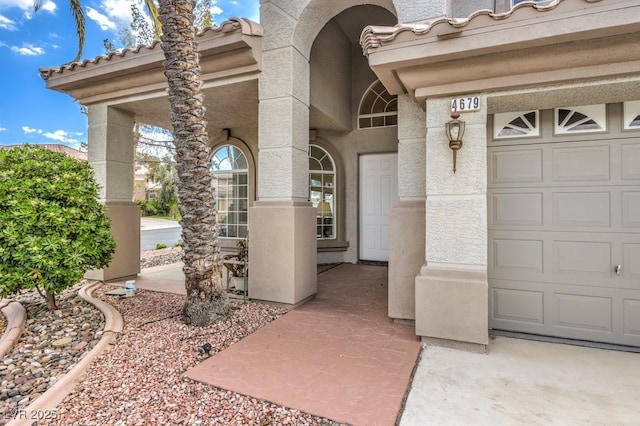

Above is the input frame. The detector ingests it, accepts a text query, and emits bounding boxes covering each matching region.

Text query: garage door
[488,105,640,347]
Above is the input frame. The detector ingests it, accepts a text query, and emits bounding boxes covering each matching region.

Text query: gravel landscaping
[1,250,341,425]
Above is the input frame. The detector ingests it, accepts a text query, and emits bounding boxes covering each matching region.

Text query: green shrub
[137,199,159,217]
[0,145,116,310]
[155,243,168,250]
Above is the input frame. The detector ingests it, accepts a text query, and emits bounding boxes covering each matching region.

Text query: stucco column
[388,95,426,322]
[249,1,317,305]
[415,96,488,350]
[85,104,140,281]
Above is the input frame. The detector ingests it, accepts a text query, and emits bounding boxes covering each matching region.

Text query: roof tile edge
[39,17,263,80]
[359,0,594,56]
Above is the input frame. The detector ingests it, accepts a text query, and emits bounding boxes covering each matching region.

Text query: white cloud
[0,126,7,132]
[43,130,80,144]
[10,44,44,55]
[0,0,55,13]
[211,5,223,16]
[22,126,42,134]
[86,6,116,31]
[0,14,16,30]
[0,0,33,10]
[100,0,138,24]
[38,0,55,13]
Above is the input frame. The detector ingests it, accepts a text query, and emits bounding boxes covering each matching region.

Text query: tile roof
[0,144,87,161]
[40,17,263,81]
[360,0,598,55]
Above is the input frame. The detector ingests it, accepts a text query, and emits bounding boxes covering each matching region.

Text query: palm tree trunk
[158,0,228,325]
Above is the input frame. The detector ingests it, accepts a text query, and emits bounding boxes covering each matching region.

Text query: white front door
[359,153,398,261]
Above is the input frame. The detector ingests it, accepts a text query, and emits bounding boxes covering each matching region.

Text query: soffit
[110,77,259,137]
[360,0,640,104]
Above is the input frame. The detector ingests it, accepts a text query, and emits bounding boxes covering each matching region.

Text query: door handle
[614,264,622,275]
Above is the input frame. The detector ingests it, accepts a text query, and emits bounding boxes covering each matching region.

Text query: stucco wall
[395,0,449,22]
[310,20,352,130]
[425,96,488,267]
[451,0,494,18]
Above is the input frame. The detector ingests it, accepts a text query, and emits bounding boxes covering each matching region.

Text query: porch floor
[183,263,421,426]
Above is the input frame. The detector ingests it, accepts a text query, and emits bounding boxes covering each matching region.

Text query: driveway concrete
[140,217,181,251]
[400,336,640,425]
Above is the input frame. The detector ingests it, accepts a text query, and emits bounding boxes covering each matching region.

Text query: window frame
[209,138,255,243]
[309,144,336,241]
[308,138,348,251]
[358,80,398,130]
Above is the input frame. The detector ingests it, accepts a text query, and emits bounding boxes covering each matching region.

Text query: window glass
[494,111,540,139]
[309,145,336,240]
[211,145,249,238]
[554,105,606,134]
[358,80,398,129]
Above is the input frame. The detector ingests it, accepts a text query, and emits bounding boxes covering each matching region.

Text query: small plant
[0,145,116,310]
[228,236,248,278]
[155,243,168,250]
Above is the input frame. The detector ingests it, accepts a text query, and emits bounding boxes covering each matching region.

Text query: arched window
[309,145,335,240]
[358,80,398,129]
[210,145,248,239]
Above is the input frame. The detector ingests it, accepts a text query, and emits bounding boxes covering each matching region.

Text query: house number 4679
[451,96,480,112]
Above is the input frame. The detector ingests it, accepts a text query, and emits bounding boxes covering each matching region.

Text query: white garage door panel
[552,192,610,227]
[554,293,612,332]
[491,192,543,226]
[553,241,611,277]
[624,299,640,336]
[490,149,543,183]
[624,244,640,278]
[621,144,640,178]
[489,127,640,347]
[552,145,610,181]
[492,239,543,273]
[622,192,640,226]
[492,286,544,325]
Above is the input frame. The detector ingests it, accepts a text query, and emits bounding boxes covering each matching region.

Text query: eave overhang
[39,18,263,105]
[360,0,640,106]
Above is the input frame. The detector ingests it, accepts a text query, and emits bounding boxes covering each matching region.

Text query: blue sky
[0,0,259,149]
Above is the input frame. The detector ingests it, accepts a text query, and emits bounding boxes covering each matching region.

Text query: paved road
[140,218,182,251]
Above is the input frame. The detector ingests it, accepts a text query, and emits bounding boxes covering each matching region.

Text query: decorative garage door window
[554,104,606,134]
[624,100,640,130]
[210,145,249,239]
[358,80,398,129]
[493,111,539,139]
[309,145,335,240]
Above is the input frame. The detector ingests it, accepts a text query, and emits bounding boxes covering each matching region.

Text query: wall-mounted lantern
[444,112,465,173]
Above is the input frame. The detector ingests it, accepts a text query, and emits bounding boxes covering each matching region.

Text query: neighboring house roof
[0,144,87,161]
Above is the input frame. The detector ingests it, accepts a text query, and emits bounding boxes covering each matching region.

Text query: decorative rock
[52,337,73,347]
[72,341,88,351]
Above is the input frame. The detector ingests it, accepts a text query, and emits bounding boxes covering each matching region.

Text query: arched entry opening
[308,4,398,265]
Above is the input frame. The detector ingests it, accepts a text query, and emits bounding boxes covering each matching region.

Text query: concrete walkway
[402,337,640,425]
[185,263,421,426]
[111,262,640,425]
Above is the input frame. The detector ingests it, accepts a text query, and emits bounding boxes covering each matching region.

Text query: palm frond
[69,0,86,63]
[144,0,162,41]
